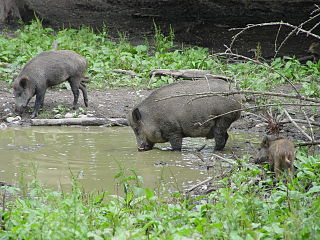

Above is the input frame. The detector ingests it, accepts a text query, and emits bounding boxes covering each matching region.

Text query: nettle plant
[1,19,319,96]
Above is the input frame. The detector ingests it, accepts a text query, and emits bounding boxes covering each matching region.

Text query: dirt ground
[1,80,318,145]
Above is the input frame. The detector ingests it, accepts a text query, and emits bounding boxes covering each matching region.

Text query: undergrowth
[0,150,319,239]
[0,19,319,96]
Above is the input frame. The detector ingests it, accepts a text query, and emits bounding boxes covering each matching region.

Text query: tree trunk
[0,0,21,23]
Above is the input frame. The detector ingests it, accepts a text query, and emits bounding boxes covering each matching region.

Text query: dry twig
[229,20,320,56]
[156,90,320,103]
[186,169,232,193]
[283,109,313,141]
[296,141,320,147]
[211,52,300,95]
[198,102,320,126]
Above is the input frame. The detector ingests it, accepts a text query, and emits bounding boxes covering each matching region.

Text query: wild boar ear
[261,135,270,147]
[19,77,29,89]
[132,108,142,122]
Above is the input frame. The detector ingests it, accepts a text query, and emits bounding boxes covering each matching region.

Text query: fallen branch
[149,69,231,81]
[209,153,237,165]
[112,69,137,77]
[31,117,128,126]
[155,90,320,103]
[211,53,301,95]
[257,119,320,127]
[186,169,232,193]
[296,141,320,147]
[198,102,320,126]
[229,21,320,55]
[283,109,313,141]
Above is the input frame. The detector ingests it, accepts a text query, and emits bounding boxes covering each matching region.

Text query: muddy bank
[1,81,318,144]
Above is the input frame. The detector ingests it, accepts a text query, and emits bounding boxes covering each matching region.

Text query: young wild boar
[13,50,88,118]
[127,78,242,151]
[308,42,320,62]
[256,136,296,177]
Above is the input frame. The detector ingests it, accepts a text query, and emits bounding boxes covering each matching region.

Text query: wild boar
[308,42,320,62]
[127,78,242,151]
[13,50,88,118]
[256,135,295,177]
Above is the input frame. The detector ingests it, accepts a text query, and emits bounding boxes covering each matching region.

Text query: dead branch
[31,117,128,126]
[112,69,137,77]
[211,53,301,95]
[156,90,320,103]
[273,12,320,57]
[256,119,320,127]
[198,102,320,126]
[296,141,320,147]
[283,109,313,141]
[186,169,232,193]
[302,109,315,142]
[229,21,320,55]
[149,69,217,80]
[209,153,236,165]
[186,176,215,193]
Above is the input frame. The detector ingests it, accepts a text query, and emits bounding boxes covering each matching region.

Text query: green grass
[0,19,319,96]
[0,150,319,239]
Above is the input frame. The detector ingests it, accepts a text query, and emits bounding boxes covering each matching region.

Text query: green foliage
[1,151,319,239]
[1,20,319,96]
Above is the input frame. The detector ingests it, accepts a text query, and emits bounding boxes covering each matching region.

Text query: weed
[2,20,319,96]
[0,151,319,239]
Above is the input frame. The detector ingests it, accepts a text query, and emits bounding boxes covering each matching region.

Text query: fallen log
[112,69,137,77]
[31,117,128,126]
[149,69,232,82]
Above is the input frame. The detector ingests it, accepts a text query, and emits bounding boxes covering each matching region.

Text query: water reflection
[0,126,258,193]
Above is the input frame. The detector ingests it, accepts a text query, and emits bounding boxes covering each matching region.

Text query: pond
[0,126,258,194]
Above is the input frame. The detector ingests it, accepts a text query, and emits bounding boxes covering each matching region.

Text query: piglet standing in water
[13,50,88,118]
[256,136,296,178]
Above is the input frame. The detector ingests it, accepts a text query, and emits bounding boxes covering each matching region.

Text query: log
[149,69,231,81]
[31,117,128,126]
[112,69,137,77]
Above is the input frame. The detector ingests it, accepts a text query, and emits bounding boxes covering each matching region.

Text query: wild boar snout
[255,147,269,164]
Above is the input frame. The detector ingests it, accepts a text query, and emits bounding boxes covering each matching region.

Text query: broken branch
[31,117,128,126]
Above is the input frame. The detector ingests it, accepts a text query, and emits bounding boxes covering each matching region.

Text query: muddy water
[0,126,258,193]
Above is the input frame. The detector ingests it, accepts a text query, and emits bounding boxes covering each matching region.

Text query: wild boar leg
[213,118,230,150]
[79,83,88,107]
[68,77,80,109]
[169,135,183,151]
[32,90,46,118]
[273,159,281,178]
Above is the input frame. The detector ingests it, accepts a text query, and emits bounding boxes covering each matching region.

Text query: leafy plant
[1,19,320,97]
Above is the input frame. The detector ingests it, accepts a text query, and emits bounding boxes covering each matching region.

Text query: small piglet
[13,50,88,118]
[255,136,295,178]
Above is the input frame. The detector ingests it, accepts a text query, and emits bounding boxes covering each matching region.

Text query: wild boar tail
[285,156,291,165]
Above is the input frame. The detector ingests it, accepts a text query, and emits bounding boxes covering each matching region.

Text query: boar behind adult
[256,136,295,177]
[127,78,242,151]
[13,50,88,118]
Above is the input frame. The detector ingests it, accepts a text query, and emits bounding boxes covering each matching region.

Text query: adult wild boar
[127,78,242,151]
[255,136,295,177]
[13,50,88,118]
